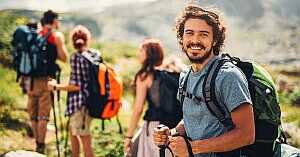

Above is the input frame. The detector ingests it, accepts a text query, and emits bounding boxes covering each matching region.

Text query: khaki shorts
[27,77,52,121]
[69,107,92,136]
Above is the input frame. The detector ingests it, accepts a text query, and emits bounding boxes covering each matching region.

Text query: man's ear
[213,41,216,46]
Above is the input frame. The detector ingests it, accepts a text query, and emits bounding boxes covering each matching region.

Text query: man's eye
[185,32,193,35]
[202,33,208,37]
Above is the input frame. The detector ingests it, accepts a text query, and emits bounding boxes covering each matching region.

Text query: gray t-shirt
[177,56,252,157]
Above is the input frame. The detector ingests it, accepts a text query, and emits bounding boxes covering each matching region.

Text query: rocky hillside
[1,0,299,64]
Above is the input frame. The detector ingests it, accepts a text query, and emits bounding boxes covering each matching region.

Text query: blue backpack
[11,25,59,80]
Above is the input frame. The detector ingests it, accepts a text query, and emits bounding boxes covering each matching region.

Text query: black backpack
[155,70,183,129]
[11,25,59,80]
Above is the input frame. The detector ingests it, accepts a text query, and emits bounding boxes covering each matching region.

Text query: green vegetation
[0,64,30,153]
[0,12,28,67]
[1,8,300,156]
[291,89,300,105]
[0,11,139,155]
[281,104,300,127]
[280,88,300,127]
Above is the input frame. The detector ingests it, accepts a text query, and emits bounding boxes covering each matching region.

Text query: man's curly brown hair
[175,5,226,55]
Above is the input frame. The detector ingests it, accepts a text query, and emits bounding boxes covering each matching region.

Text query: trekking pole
[51,92,61,157]
[64,117,70,157]
[56,72,65,144]
[156,124,169,157]
[156,125,193,157]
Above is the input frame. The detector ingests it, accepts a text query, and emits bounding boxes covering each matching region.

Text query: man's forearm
[191,127,254,154]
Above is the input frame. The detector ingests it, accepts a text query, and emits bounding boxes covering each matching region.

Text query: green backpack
[178,54,284,156]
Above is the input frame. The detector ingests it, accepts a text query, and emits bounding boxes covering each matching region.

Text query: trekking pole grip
[155,124,170,157]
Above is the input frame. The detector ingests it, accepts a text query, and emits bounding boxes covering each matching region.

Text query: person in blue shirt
[153,4,255,157]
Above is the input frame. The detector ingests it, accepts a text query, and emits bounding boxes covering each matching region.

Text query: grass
[0,59,136,156]
[281,103,300,127]
[1,37,300,155]
[0,65,32,154]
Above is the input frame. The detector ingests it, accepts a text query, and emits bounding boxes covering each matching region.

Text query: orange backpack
[81,50,123,132]
[97,63,123,119]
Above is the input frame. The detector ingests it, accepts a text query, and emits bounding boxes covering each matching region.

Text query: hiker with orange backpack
[124,38,177,157]
[48,25,95,157]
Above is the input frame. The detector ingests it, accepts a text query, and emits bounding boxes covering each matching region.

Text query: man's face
[53,19,60,29]
[182,18,214,64]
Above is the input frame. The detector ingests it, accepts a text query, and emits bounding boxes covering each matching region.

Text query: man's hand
[153,125,170,146]
[169,136,189,157]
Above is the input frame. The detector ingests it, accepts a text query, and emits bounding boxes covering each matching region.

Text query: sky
[0,0,158,12]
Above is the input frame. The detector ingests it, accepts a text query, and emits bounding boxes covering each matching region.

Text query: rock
[292,97,300,106]
[3,150,46,157]
[282,123,300,147]
[277,78,295,93]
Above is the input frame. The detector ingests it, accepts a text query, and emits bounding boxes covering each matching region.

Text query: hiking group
[10,3,300,157]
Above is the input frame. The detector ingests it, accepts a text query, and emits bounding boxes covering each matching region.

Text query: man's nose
[191,33,202,43]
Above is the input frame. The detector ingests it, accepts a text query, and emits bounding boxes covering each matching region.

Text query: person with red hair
[48,25,96,157]
[124,38,172,157]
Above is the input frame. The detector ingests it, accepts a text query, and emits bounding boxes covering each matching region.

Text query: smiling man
[153,5,255,157]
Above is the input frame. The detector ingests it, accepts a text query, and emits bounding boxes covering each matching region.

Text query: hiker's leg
[73,107,93,157]
[27,93,39,141]
[69,108,87,157]
[37,91,52,143]
[70,135,80,157]
[80,135,95,157]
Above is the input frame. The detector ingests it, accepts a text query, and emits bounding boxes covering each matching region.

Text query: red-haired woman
[124,38,172,157]
[48,25,95,157]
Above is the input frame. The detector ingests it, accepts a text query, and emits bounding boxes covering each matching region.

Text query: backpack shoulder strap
[81,50,101,64]
[38,29,52,47]
[178,67,192,105]
[89,49,103,63]
[81,50,109,97]
[203,58,235,130]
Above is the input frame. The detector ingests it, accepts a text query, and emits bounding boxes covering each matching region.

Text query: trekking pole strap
[162,135,194,157]
[182,135,194,157]
[158,145,175,157]
[171,135,194,157]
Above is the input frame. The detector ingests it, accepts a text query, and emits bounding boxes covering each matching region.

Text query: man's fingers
[154,141,168,146]
[154,135,169,145]
[153,134,168,139]
[153,134,170,146]
[153,134,168,141]
[169,136,177,143]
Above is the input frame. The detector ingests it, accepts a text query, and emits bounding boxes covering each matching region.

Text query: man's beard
[183,43,213,64]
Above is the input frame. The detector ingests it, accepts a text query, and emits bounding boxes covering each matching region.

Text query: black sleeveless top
[143,72,162,121]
